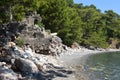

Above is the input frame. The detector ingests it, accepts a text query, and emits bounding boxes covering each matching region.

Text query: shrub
[16,37,24,47]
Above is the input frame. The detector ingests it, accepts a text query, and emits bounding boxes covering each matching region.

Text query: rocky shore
[0,13,69,80]
[0,13,120,80]
[0,41,120,80]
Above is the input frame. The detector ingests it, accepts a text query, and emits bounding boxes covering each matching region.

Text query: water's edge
[57,49,120,80]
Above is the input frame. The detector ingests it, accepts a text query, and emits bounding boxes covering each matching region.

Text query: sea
[78,51,120,80]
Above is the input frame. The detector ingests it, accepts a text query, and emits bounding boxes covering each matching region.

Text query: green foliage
[35,21,44,28]
[0,0,120,48]
[16,37,24,47]
[87,32,109,48]
[0,0,40,22]
[66,0,74,7]
[37,22,44,28]
[38,0,67,32]
[37,0,120,48]
[58,7,83,46]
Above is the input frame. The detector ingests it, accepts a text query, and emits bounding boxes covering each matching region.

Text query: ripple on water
[79,51,120,80]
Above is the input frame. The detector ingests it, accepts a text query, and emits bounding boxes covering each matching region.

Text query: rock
[7,42,16,48]
[96,48,104,51]
[0,35,7,47]
[23,11,41,27]
[31,55,47,71]
[35,62,45,71]
[33,31,48,38]
[0,22,25,53]
[33,36,65,56]
[24,43,34,57]
[0,48,12,63]
[0,66,18,80]
[50,33,57,36]
[71,42,80,49]
[0,13,70,80]
[0,62,6,67]
[15,58,39,73]
[88,46,96,50]
[50,36,62,43]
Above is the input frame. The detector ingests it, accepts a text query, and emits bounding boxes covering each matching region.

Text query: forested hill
[0,0,120,48]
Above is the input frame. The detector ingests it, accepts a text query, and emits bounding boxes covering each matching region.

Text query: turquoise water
[84,52,120,80]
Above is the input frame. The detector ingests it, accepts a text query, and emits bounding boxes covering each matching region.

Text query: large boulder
[0,66,18,80]
[15,58,39,73]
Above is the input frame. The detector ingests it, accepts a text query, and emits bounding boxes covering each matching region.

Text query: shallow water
[82,51,120,80]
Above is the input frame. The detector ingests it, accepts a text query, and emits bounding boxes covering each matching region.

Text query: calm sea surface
[82,51,120,80]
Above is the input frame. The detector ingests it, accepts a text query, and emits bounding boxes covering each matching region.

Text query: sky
[73,0,120,14]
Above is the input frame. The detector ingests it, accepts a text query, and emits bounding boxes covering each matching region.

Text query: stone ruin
[19,12,66,56]
[0,11,67,56]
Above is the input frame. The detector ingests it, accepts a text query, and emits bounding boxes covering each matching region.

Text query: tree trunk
[9,5,13,22]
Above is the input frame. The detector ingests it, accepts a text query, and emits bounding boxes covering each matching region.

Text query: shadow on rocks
[28,63,74,80]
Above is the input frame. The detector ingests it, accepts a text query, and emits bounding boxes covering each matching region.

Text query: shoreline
[59,48,120,67]
[53,48,120,80]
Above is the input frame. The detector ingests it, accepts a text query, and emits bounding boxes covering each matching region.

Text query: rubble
[0,12,69,80]
[0,66,18,80]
